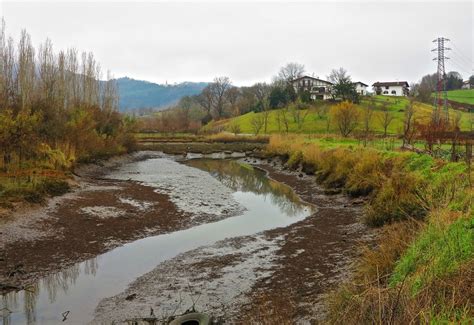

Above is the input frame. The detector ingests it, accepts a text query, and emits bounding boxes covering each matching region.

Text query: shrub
[330,101,359,137]
[37,178,70,196]
[287,150,303,170]
[345,149,383,196]
[364,170,426,226]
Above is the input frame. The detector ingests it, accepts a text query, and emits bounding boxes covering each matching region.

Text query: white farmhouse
[291,75,333,100]
[372,81,409,96]
[354,82,368,95]
[462,80,472,89]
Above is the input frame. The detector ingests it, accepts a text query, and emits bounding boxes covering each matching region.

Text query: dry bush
[266,134,303,156]
[330,101,359,137]
[345,149,384,196]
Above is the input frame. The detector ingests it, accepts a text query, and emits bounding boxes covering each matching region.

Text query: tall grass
[266,135,464,226]
[266,134,473,323]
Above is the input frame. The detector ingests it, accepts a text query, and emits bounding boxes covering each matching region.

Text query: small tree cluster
[0,19,135,171]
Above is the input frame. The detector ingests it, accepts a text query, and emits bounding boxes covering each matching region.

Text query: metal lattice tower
[432,37,450,124]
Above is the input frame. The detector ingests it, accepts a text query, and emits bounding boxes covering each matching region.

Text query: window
[391,90,396,95]
[383,91,389,94]
[318,87,325,93]
[385,86,389,89]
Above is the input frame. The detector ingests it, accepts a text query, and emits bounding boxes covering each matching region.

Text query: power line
[450,41,473,65]
[450,52,473,72]
[448,57,473,77]
[449,50,473,72]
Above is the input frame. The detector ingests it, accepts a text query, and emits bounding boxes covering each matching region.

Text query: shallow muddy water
[1,158,314,324]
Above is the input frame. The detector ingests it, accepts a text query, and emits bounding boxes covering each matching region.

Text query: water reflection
[1,158,313,324]
[186,159,309,217]
[1,258,97,324]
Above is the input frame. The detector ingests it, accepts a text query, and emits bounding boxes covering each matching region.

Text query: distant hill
[115,77,208,111]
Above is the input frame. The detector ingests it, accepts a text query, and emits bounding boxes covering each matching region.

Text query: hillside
[445,89,474,105]
[208,96,472,135]
[115,77,208,111]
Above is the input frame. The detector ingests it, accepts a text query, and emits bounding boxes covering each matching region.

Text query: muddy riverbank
[240,158,374,322]
[0,152,243,295]
[1,151,373,324]
[92,157,373,324]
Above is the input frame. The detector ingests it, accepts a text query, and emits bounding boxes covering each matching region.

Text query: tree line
[143,63,361,133]
[0,19,136,173]
[411,71,474,104]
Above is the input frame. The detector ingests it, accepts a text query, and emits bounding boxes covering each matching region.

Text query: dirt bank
[0,152,243,294]
[240,158,374,323]
[92,157,374,324]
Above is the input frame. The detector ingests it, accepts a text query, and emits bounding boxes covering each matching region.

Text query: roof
[291,75,333,85]
[354,81,368,87]
[372,81,409,87]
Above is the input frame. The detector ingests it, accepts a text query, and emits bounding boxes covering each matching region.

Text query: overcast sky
[1,1,472,86]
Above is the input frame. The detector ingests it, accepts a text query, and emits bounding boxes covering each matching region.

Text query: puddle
[1,158,314,324]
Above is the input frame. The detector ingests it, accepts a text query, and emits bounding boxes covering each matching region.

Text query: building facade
[291,76,333,100]
[354,82,368,95]
[372,81,409,96]
[462,80,472,89]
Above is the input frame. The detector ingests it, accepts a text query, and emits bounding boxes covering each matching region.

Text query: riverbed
[0,154,369,324]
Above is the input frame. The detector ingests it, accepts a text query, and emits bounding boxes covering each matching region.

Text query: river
[1,157,314,324]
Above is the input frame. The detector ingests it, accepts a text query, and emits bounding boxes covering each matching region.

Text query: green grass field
[444,89,474,105]
[209,96,473,135]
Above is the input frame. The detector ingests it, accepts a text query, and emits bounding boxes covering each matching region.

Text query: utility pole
[432,37,450,124]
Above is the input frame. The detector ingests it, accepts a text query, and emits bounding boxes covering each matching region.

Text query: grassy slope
[445,89,474,105]
[210,96,472,135]
[266,135,473,322]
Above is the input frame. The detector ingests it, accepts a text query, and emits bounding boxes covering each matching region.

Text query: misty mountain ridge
[114,77,208,111]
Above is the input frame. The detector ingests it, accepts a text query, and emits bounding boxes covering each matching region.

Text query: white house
[354,82,368,95]
[372,81,409,96]
[462,80,472,89]
[291,75,333,100]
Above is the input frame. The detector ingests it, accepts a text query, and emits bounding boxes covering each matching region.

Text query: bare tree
[276,108,290,133]
[17,29,36,111]
[377,102,394,137]
[228,121,241,135]
[402,99,417,147]
[210,76,231,118]
[38,38,58,103]
[251,82,271,131]
[277,62,305,82]
[226,86,240,116]
[362,102,374,146]
[313,103,329,119]
[330,101,359,137]
[0,19,15,109]
[250,114,265,135]
[328,67,349,84]
[252,82,270,104]
[197,86,214,118]
[102,70,118,112]
[66,48,79,107]
[178,96,194,129]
